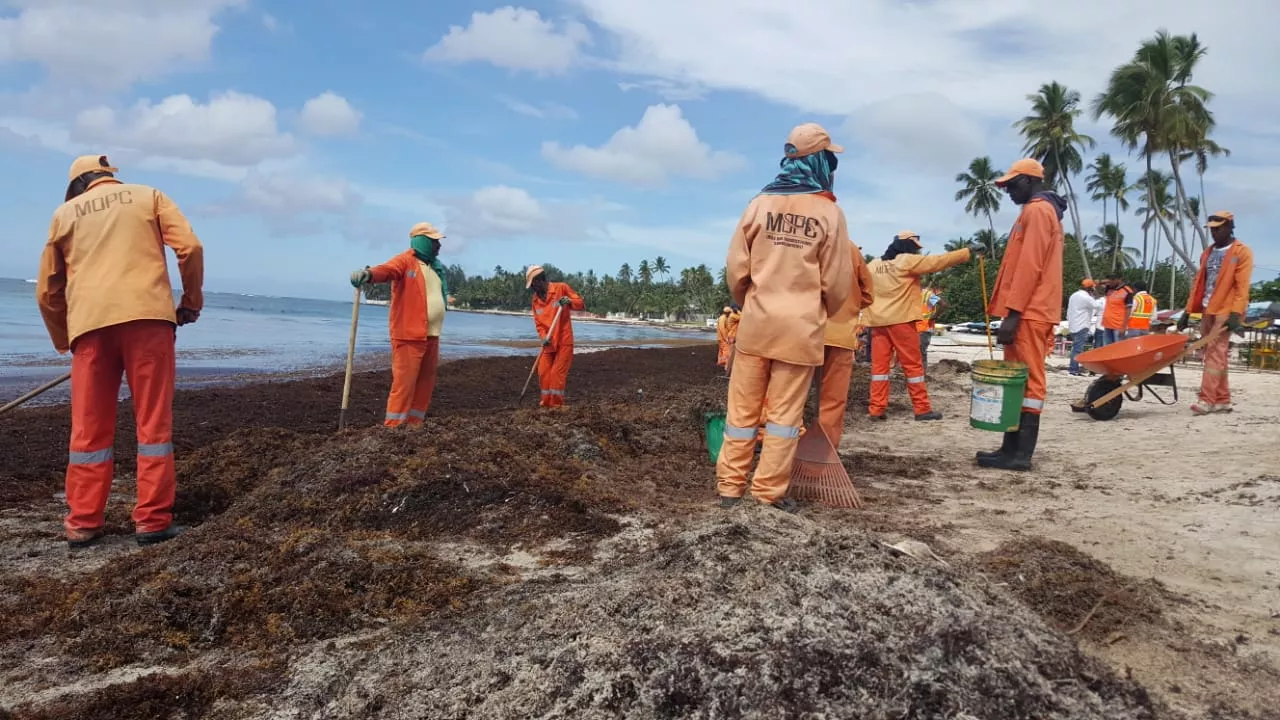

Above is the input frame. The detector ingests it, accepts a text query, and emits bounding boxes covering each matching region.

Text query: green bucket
[970,360,1028,432]
[703,411,726,464]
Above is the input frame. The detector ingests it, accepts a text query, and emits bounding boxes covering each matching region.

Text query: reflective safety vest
[1129,291,1156,330]
[916,288,938,333]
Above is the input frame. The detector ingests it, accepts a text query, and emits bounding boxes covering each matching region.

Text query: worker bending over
[526,266,585,407]
[1179,211,1253,415]
[350,222,451,427]
[717,122,853,513]
[818,242,874,445]
[37,155,204,549]
[1126,282,1157,337]
[977,158,1065,471]
[864,232,978,421]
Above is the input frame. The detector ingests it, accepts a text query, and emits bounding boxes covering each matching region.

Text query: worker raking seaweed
[526,265,585,408]
[1179,211,1253,415]
[976,158,1065,471]
[37,154,205,549]
[818,241,873,445]
[716,122,854,513]
[864,231,981,421]
[350,222,452,427]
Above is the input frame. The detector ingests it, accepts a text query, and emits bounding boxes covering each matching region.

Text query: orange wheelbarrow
[1070,328,1225,421]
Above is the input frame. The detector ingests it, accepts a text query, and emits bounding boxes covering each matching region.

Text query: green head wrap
[409,235,449,308]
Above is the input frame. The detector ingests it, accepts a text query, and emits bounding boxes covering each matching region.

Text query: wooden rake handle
[339,286,362,430]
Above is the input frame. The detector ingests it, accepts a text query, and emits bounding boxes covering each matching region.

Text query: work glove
[1176,312,1190,332]
[996,312,1020,347]
[350,268,372,288]
[542,336,552,347]
[1225,312,1244,335]
[176,307,199,326]
[557,296,572,307]
[968,243,987,258]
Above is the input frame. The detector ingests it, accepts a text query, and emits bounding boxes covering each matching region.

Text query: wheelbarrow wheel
[1084,377,1123,421]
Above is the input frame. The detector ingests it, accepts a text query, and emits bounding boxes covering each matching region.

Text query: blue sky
[1,0,1277,302]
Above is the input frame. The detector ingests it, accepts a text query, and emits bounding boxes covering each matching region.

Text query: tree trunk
[1169,152,1210,251]
[984,211,997,260]
[1198,169,1207,224]
[1170,249,1177,308]
[1142,152,1152,269]
[1054,148,1092,279]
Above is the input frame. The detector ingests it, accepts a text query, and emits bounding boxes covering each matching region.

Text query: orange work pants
[65,319,176,535]
[385,338,440,426]
[717,341,730,367]
[1198,315,1232,405]
[716,351,815,504]
[869,323,931,416]
[538,344,573,407]
[818,345,854,445]
[1002,318,1055,415]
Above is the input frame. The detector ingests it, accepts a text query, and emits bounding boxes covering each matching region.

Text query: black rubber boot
[975,431,1019,461]
[770,498,800,514]
[978,413,1039,471]
[136,525,187,547]
[914,411,943,421]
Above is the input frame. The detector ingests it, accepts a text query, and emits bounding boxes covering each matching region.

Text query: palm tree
[1086,154,1116,230]
[1092,30,1214,270]
[1134,170,1176,270]
[954,156,1001,256]
[653,256,670,283]
[617,263,632,284]
[1089,223,1139,270]
[1014,81,1095,278]
[1108,165,1131,236]
[637,259,653,285]
[1182,137,1229,226]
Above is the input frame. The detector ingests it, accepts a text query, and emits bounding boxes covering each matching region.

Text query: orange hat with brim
[1082,279,1095,289]
[67,154,118,181]
[785,122,844,159]
[525,265,545,289]
[409,221,445,240]
[1206,210,1234,228]
[994,158,1045,187]
[896,230,922,247]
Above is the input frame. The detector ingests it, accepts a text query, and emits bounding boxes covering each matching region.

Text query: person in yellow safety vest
[864,232,983,421]
[1124,282,1157,338]
[916,285,946,367]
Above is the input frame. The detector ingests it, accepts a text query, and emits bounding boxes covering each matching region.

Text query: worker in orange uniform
[1178,211,1253,415]
[917,285,946,366]
[1100,273,1134,345]
[350,222,451,427]
[1125,282,1157,338]
[526,265,585,407]
[818,242,874,445]
[976,158,1065,471]
[36,155,204,549]
[864,232,979,421]
[716,307,733,368]
[717,122,853,514]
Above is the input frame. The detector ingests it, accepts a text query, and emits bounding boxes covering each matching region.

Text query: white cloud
[71,91,297,168]
[423,6,590,74]
[542,104,745,186]
[443,185,549,238]
[497,95,578,120]
[298,91,362,136]
[602,218,738,266]
[617,79,706,102]
[0,0,245,90]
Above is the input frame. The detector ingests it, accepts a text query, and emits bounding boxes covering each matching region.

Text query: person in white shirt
[1067,279,1103,376]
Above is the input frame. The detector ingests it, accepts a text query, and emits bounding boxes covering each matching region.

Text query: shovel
[787,369,862,508]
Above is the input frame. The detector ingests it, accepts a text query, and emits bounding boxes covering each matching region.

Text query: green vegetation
[363,258,730,320]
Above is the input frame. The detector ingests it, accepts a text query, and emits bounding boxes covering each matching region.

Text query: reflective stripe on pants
[1002,317,1055,416]
[65,319,177,534]
[869,322,932,416]
[715,350,814,504]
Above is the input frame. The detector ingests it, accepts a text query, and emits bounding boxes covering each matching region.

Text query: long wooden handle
[339,286,362,429]
[978,255,994,360]
[519,305,564,403]
[0,371,72,417]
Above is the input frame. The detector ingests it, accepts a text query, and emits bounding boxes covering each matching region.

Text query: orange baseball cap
[409,221,445,240]
[994,158,1045,186]
[785,123,843,159]
[1206,210,1234,228]
[67,154,118,181]
[896,230,922,247]
[525,264,545,289]
[1081,278,1095,289]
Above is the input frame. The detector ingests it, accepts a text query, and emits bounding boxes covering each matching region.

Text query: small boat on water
[24,278,36,284]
